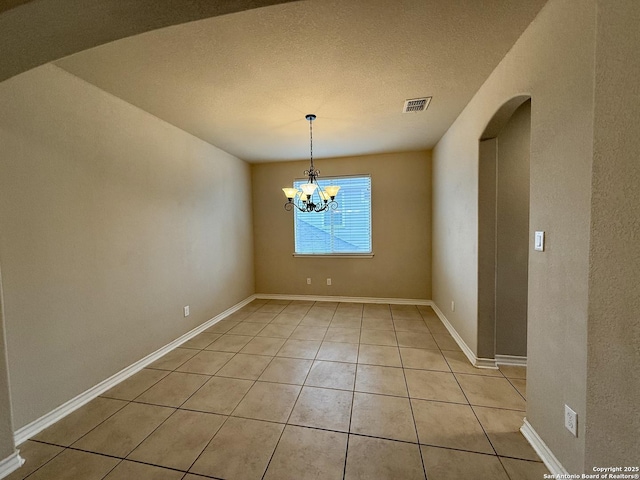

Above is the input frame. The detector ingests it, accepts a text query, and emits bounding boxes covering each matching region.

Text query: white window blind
[294,175,371,255]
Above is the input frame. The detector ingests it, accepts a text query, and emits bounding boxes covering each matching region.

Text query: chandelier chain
[309,115,314,171]
[282,114,339,213]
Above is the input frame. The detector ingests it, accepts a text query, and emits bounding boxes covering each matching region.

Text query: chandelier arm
[284,195,336,213]
[315,200,337,212]
[285,201,310,213]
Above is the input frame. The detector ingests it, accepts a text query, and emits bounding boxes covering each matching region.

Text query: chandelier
[282,114,340,212]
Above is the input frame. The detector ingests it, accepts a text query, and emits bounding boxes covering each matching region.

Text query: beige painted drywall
[477,138,497,359]
[0,64,254,429]
[432,0,595,472]
[252,151,431,299]
[0,266,16,459]
[495,101,530,357]
[584,0,640,468]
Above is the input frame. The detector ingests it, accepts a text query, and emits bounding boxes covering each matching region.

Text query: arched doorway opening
[478,95,531,363]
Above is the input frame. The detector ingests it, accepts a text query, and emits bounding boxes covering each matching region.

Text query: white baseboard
[427,303,526,369]
[255,293,431,306]
[11,294,501,447]
[13,296,255,446]
[474,357,498,368]
[521,418,567,475]
[429,302,498,369]
[0,451,24,480]
[495,354,527,366]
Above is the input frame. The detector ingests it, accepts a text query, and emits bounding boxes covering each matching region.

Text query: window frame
[292,174,373,257]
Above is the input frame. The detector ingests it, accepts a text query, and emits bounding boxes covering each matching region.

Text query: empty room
[0,0,637,479]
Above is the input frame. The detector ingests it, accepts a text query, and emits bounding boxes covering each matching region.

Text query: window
[294,175,371,255]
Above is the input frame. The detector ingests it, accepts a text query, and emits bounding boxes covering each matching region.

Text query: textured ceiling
[55,0,546,163]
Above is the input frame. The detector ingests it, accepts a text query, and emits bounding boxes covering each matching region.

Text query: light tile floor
[7,300,549,480]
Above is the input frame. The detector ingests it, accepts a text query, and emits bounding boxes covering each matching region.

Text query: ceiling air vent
[403,97,431,113]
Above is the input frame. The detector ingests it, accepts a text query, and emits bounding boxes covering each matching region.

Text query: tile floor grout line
[20,302,542,479]
[13,442,67,480]
[258,304,338,480]
[495,454,515,480]
[351,430,528,454]
[445,352,502,459]
[341,332,361,480]
[159,309,278,477]
[395,309,430,480]
[347,429,432,447]
[504,374,527,401]
[419,443,522,458]
[267,422,463,449]
[99,459,122,479]
[183,340,268,477]
[116,403,190,470]
[52,447,123,480]
[449,371,527,412]
[33,395,130,458]
[99,452,199,476]
[34,432,532,480]
[175,408,234,477]
[63,444,150,462]
[495,453,546,463]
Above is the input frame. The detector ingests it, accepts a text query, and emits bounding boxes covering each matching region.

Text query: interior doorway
[477,96,531,362]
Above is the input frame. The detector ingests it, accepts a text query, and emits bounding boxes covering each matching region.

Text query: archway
[478,95,531,363]
[0,0,295,83]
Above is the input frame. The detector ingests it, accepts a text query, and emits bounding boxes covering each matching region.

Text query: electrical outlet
[326,278,332,286]
[565,404,578,436]
[307,278,311,285]
[183,305,190,317]
[451,301,455,312]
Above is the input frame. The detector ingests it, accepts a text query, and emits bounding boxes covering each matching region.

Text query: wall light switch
[565,404,578,437]
[326,278,332,286]
[183,306,190,317]
[534,231,545,251]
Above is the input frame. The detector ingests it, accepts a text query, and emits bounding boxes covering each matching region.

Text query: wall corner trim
[429,302,498,369]
[0,450,25,480]
[12,295,257,446]
[495,354,527,366]
[521,418,568,475]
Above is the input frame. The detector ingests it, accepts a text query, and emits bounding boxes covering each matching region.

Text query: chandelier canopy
[282,114,340,212]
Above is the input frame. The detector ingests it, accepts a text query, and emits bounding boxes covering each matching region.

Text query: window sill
[293,253,375,259]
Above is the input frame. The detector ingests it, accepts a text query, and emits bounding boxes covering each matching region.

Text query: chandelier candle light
[282,114,340,212]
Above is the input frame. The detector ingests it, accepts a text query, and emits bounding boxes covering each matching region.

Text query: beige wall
[585,0,640,468]
[495,101,530,357]
[477,138,497,359]
[252,151,431,300]
[433,0,595,473]
[0,64,254,429]
[0,267,15,459]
